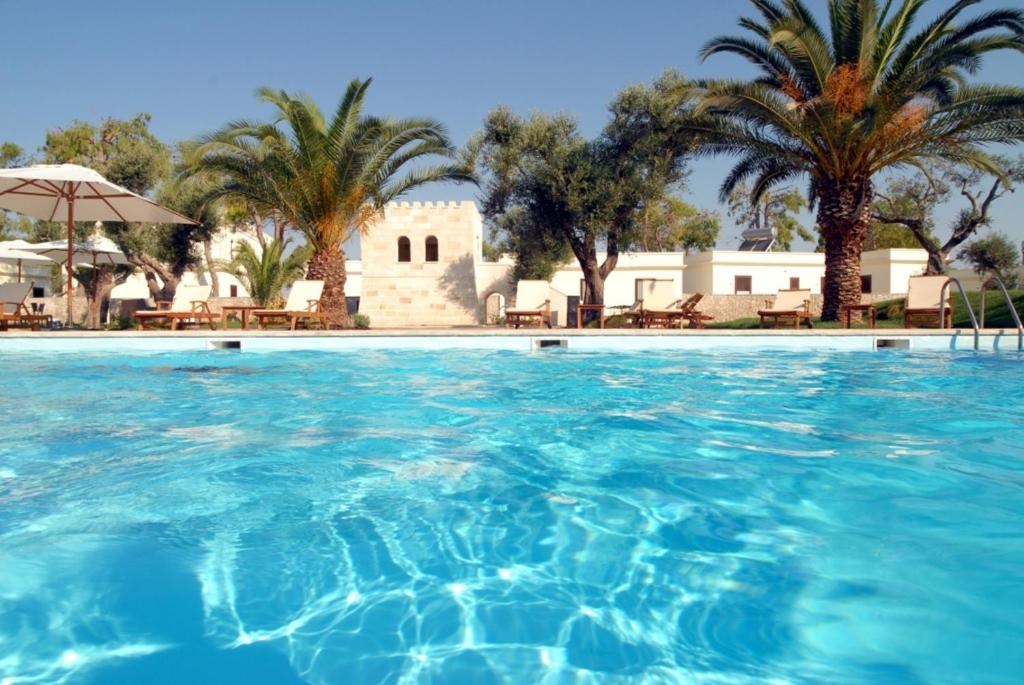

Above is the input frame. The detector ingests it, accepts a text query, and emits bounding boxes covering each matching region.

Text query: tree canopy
[960,232,1021,287]
[872,157,1024,272]
[477,71,699,304]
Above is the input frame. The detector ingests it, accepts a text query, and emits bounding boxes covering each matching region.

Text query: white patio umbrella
[0,164,196,325]
[21,237,130,267]
[0,241,53,282]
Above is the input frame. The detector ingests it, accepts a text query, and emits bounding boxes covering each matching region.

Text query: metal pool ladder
[938,277,980,351]
[979,277,1024,352]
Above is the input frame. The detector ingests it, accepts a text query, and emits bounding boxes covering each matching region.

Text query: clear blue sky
[2,0,1021,254]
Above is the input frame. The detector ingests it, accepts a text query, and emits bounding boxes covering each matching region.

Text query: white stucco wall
[683,251,829,295]
[0,263,51,293]
[547,253,687,307]
[860,248,928,294]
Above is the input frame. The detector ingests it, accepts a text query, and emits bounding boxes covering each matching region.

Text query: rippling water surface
[0,348,1022,684]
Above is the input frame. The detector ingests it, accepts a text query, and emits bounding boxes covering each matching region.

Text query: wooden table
[576,304,605,329]
[841,303,877,329]
[221,305,261,330]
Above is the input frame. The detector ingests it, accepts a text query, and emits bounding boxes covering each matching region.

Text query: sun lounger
[134,284,219,331]
[758,288,813,328]
[505,280,552,329]
[252,280,326,331]
[904,275,952,328]
[0,281,48,331]
[643,293,714,329]
[621,280,677,328]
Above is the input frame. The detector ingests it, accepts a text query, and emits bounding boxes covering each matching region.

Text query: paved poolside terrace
[0,327,1020,353]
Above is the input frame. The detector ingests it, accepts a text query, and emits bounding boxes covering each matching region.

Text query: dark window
[397,236,411,262]
[425,236,439,262]
[32,286,44,298]
[229,284,238,298]
[734,275,752,294]
[860,275,873,293]
[789,277,800,289]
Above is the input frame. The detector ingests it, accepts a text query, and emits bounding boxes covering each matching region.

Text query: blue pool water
[0,348,1022,684]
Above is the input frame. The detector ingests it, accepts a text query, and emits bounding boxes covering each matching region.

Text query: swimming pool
[1,348,1021,684]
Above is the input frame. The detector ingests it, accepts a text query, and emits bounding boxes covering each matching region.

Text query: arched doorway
[484,292,506,324]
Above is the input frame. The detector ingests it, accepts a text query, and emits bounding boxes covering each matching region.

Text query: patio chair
[0,281,48,331]
[643,292,714,329]
[134,284,219,331]
[622,279,676,328]
[505,280,551,329]
[758,289,813,329]
[904,275,952,328]
[252,280,326,331]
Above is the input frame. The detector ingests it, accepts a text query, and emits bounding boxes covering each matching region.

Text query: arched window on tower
[425,236,439,263]
[397,236,411,262]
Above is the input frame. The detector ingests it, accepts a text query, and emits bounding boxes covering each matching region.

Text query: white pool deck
[0,327,1021,353]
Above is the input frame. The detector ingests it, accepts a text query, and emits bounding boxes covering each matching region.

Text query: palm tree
[224,238,310,308]
[694,0,1024,319]
[186,79,473,325]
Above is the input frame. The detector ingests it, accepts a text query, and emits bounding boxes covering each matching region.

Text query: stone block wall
[693,292,901,323]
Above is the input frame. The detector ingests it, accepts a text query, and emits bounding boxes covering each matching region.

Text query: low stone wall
[692,293,899,323]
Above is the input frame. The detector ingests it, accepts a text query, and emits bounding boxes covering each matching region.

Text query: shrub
[352,313,370,329]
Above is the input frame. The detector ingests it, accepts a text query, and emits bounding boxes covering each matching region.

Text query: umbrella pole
[67,197,74,327]
[17,259,22,283]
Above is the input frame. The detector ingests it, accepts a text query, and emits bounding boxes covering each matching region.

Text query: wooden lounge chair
[904,275,952,328]
[758,289,813,328]
[505,280,551,329]
[643,292,714,329]
[134,284,219,331]
[620,279,677,328]
[0,281,48,331]
[252,280,326,331]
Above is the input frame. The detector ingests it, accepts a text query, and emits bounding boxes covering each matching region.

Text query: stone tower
[359,201,508,327]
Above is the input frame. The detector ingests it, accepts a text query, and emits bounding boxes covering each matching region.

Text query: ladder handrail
[939,277,979,351]
[979,277,1023,351]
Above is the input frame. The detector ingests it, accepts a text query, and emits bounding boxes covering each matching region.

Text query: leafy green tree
[0,142,32,239]
[693,0,1024,319]
[223,238,310,308]
[868,174,944,250]
[959,232,1021,287]
[873,158,1024,272]
[727,182,811,251]
[45,115,169,194]
[478,71,697,304]
[0,142,25,168]
[631,196,720,252]
[185,79,472,325]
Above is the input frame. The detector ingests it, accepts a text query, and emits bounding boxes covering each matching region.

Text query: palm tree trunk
[306,248,349,327]
[817,179,873,320]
